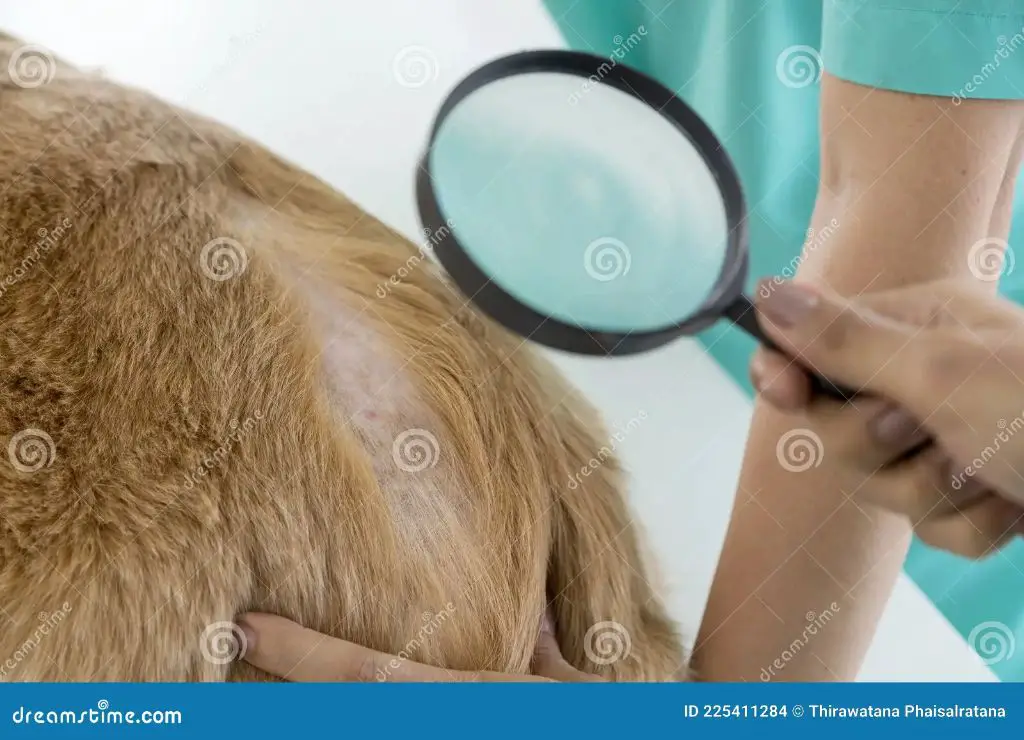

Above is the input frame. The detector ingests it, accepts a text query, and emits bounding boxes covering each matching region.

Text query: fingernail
[236,616,257,658]
[750,354,766,393]
[540,612,554,635]
[757,281,820,327]
[869,407,921,446]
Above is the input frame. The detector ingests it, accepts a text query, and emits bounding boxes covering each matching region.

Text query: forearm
[694,75,1024,682]
[807,75,1024,291]
[692,406,910,682]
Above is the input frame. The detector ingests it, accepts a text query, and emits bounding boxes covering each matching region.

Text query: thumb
[754,280,937,414]
[531,613,602,682]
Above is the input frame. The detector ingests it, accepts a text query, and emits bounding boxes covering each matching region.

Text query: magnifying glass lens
[428,72,730,334]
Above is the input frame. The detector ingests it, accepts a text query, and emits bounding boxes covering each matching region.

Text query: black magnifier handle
[727,294,934,464]
[725,294,859,403]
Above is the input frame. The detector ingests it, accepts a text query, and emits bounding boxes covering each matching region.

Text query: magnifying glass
[415,50,856,402]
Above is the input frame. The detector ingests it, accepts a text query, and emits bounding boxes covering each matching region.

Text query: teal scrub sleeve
[823,0,1024,100]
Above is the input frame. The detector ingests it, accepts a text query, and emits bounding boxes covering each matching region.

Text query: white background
[0,0,994,680]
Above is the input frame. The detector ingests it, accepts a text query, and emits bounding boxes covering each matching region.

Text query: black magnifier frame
[415,50,857,402]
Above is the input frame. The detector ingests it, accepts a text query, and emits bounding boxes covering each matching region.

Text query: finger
[531,617,603,682]
[850,446,985,520]
[842,400,925,471]
[789,397,927,473]
[753,280,956,421]
[915,494,1024,559]
[239,612,447,682]
[239,612,550,683]
[751,348,812,412]
[863,405,931,467]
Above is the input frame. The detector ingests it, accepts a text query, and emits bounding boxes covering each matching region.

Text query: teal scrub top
[542,0,1024,680]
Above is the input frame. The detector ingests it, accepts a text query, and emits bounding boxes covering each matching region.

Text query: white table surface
[0,0,994,681]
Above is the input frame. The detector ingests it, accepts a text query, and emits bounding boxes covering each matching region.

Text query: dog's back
[0,35,683,681]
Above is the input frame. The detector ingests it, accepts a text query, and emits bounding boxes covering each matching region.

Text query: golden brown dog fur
[0,33,684,681]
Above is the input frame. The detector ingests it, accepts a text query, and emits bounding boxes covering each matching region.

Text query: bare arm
[693,73,1024,681]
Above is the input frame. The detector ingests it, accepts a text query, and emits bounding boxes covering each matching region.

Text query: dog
[0,33,684,681]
